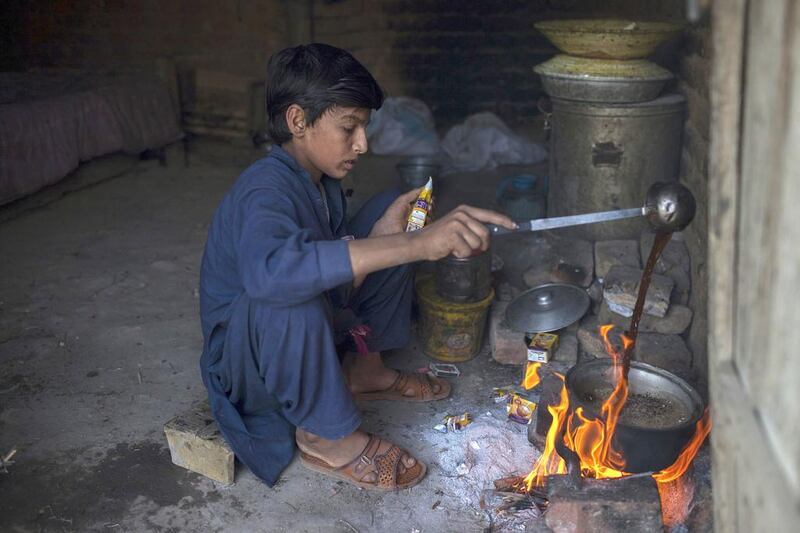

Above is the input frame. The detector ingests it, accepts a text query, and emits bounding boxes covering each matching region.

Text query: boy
[199,44,515,491]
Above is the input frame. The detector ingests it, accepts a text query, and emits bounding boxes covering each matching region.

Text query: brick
[387,13,482,32]
[577,315,693,373]
[164,401,234,485]
[684,448,713,532]
[677,80,710,137]
[587,279,603,315]
[684,26,712,58]
[529,370,565,447]
[603,265,674,318]
[546,474,663,533]
[679,52,710,97]
[313,0,365,18]
[489,300,527,365]
[523,235,594,289]
[577,316,623,360]
[598,300,693,335]
[594,240,641,279]
[495,281,520,302]
[640,231,692,306]
[634,333,693,372]
[553,329,578,367]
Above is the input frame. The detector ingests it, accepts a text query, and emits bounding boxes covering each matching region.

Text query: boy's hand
[412,205,516,261]
[369,187,422,238]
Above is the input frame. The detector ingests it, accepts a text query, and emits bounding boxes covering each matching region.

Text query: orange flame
[653,409,712,483]
[567,325,636,477]
[522,361,542,390]
[523,325,712,494]
[524,373,568,490]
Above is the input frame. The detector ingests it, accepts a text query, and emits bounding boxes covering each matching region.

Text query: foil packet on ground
[429,362,460,377]
[506,393,537,425]
[492,387,515,404]
[434,412,472,433]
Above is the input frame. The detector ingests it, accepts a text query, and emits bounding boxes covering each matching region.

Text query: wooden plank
[710,1,800,530]
[734,0,790,391]
[711,363,800,530]
[708,0,745,368]
[748,0,800,492]
[734,0,800,492]
[706,1,745,531]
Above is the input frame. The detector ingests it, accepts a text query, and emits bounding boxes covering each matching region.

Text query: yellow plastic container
[416,276,494,362]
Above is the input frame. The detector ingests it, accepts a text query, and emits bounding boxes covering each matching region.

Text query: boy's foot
[344,352,450,401]
[296,428,426,491]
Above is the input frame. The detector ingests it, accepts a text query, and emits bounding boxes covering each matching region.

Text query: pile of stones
[489,230,695,382]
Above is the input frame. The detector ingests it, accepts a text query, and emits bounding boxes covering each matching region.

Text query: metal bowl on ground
[396,156,441,190]
[534,19,684,60]
[565,358,705,473]
[533,54,673,103]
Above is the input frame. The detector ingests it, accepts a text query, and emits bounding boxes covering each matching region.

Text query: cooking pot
[564,358,705,473]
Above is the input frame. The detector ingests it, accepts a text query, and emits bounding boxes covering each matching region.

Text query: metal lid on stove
[505,283,590,333]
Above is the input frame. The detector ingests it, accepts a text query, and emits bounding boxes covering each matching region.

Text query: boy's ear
[285,104,307,138]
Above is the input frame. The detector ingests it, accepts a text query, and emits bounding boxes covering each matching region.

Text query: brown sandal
[354,372,451,402]
[299,435,426,491]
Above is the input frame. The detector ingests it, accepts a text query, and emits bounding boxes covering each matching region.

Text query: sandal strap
[391,372,434,401]
[336,435,405,489]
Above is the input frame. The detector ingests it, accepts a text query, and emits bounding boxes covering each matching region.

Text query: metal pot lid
[505,283,590,333]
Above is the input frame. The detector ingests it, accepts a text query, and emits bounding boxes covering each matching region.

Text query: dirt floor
[0,138,555,532]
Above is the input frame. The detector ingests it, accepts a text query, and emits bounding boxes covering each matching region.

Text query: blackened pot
[564,359,705,473]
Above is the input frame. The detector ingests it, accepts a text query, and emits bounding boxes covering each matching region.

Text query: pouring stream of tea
[622,231,673,379]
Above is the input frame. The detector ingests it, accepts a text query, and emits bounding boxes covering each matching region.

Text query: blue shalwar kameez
[198,146,413,486]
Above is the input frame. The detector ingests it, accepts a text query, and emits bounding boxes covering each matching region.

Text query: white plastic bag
[366,97,440,155]
[441,112,547,173]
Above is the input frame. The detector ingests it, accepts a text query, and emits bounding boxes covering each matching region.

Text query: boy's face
[288,105,370,181]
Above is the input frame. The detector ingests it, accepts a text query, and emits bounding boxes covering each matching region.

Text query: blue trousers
[200,190,413,486]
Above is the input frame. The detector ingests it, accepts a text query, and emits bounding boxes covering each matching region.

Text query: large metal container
[548,93,685,240]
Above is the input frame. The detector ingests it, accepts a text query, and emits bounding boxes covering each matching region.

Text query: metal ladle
[488,181,696,235]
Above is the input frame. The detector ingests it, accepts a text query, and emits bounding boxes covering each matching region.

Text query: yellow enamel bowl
[534,19,684,60]
[533,54,673,103]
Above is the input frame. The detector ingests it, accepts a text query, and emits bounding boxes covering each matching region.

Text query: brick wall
[676,22,711,384]
[1,0,289,77]
[311,0,691,128]
[312,0,557,129]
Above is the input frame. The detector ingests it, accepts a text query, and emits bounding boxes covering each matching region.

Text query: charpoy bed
[0,68,181,205]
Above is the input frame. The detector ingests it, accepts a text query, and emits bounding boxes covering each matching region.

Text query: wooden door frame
[709,0,800,530]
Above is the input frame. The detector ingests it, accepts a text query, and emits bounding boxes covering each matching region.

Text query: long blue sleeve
[199,146,354,343]
[236,188,353,306]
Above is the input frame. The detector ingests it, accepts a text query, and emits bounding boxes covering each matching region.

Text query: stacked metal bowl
[533,19,683,103]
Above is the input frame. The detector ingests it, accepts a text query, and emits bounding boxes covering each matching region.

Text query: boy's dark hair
[265,43,384,144]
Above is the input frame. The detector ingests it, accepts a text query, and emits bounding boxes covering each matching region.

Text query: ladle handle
[487,207,643,236]
[486,222,531,235]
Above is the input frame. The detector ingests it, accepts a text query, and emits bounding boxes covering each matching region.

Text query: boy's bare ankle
[296,428,369,468]
[343,351,399,393]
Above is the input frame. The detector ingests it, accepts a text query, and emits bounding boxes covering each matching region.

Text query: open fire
[518,325,711,525]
